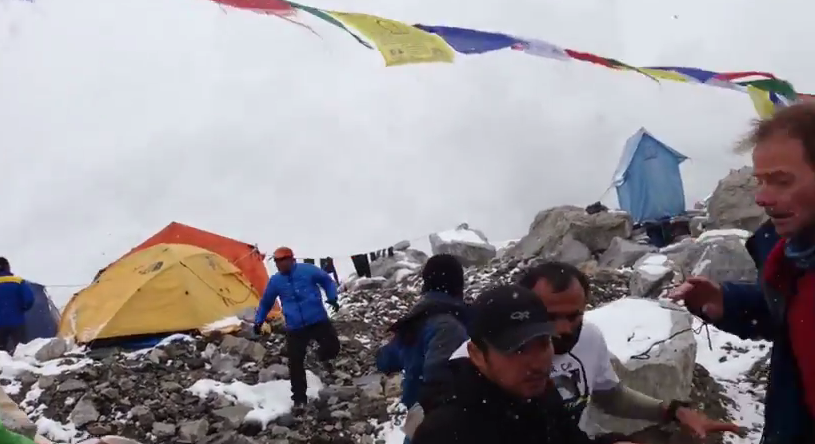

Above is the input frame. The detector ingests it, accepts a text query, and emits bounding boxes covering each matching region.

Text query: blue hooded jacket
[715,221,812,444]
[375,292,470,409]
[0,272,35,328]
[255,262,338,330]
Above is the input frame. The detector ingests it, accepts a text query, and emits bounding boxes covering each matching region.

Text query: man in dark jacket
[375,254,469,442]
[254,247,340,407]
[412,284,632,444]
[671,103,815,444]
[0,257,35,353]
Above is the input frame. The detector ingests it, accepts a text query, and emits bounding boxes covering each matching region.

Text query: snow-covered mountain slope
[2,0,814,306]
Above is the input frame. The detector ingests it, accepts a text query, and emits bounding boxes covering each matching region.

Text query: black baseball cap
[470,284,556,353]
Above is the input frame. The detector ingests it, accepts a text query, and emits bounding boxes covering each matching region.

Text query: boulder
[392,240,411,251]
[508,206,633,259]
[669,230,756,283]
[584,299,697,436]
[429,224,497,267]
[369,249,426,282]
[628,253,676,298]
[707,167,766,232]
[548,234,592,266]
[598,237,656,269]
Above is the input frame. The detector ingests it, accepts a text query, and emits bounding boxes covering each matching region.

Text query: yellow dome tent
[59,243,260,343]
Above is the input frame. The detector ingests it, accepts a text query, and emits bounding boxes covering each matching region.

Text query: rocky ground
[5,256,636,444]
[6,250,766,444]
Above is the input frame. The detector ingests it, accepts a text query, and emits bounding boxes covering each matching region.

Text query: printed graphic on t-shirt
[551,353,590,420]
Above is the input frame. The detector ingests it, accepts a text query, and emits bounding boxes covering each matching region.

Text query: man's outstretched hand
[675,407,744,438]
[668,276,725,321]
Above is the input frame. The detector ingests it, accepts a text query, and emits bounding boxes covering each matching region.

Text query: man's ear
[468,340,487,369]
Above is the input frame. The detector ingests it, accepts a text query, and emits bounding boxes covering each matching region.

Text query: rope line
[629,302,713,361]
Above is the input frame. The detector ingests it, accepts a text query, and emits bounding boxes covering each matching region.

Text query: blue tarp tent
[612,128,689,223]
[24,282,60,342]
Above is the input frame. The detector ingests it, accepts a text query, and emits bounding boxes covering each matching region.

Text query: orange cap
[273,247,294,260]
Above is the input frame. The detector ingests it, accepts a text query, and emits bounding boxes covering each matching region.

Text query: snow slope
[2,0,815,306]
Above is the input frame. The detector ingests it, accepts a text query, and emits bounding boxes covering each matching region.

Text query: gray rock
[213,405,252,428]
[628,253,676,298]
[86,423,113,435]
[393,240,411,251]
[585,299,696,435]
[130,405,155,426]
[152,421,177,438]
[211,353,243,376]
[428,225,497,267]
[160,381,184,392]
[147,348,167,364]
[598,237,656,269]
[37,375,57,390]
[271,425,291,436]
[509,205,633,259]
[670,232,756,283]
[69,394,100,427]
[319,385,358,401]
[57,378,88,392]
[220,335,266,362]
[178,419,209,443]
[258,364,290,382]
[547,233,592,266]
[707,166,767,232]
[691,237,757,283]
[33,337,69,362]
[363,249,427,288]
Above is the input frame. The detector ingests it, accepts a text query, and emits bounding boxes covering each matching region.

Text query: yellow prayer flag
[747,85,777,118]
[328,11,455,66]
[637,68,692,83]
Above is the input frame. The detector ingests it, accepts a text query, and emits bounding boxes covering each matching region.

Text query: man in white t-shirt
[448,262,741,440]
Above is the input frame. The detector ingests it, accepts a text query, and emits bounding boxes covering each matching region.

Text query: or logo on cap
[510,311,530,320]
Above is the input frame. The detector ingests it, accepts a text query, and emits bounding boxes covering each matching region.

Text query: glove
[328,300,340,313]
[253,323,263,335]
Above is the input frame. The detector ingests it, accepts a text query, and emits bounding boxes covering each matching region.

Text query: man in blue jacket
[0,257,35,354]
[671,102,815,444]
[375,254,470,443]
[254,247,340,406]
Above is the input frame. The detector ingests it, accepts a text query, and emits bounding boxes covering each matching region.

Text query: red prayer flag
[212,0,295,16]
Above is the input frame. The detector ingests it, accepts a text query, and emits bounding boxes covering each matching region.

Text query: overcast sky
[1,0,812,305]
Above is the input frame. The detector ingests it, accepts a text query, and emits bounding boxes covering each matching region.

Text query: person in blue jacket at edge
[375,254,470,444]
[671,102,815,444]
[0,257,35,354]
[254,246,341,408]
